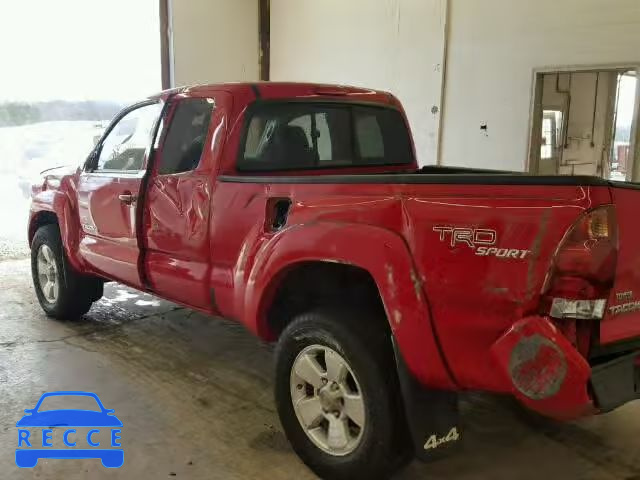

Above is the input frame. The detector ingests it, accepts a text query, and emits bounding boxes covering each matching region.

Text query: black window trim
[235,99,415,173]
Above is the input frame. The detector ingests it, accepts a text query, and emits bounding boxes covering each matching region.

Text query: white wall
[169,0,640,172]
[441,0,640,171]
[170,0,259,86]
[270,0,447,165]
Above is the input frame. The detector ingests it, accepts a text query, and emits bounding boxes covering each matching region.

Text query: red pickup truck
[29,82,640,479]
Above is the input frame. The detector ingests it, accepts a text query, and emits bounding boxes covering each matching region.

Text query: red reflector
[510,335,567,400]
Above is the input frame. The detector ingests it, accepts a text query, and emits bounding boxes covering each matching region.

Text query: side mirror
[24,409,34,414]
[105,409,115,415]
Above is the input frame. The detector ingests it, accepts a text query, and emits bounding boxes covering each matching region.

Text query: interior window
[288,114,313,145]
[158,98,214,174]
[96,102,161,172]
[540,109,563,160]
[239,103,413,171]
[531,69,639,180]
[315,113,332,161]
[355,111,385,159]
[286,112,338,162]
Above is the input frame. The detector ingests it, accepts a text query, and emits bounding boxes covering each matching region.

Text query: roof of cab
[150,82,397,105]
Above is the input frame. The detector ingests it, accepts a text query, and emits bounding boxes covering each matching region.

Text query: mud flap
[392,339,461,461]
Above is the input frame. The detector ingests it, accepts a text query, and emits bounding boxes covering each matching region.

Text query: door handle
[118,192,138,205]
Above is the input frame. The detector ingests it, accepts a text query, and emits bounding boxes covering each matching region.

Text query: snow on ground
[0,174,32,259]
[0,121,105,259]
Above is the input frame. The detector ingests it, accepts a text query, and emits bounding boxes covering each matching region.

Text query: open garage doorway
[0,0,162,260]
[529,67,639,181]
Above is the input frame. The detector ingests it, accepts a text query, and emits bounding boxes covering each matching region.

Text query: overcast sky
[0,0,161,102]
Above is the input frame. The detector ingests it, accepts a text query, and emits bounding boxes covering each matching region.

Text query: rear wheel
[274,310,411,480]
[31,224,103,319]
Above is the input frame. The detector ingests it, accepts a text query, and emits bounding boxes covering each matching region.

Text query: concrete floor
[1,257,640,479]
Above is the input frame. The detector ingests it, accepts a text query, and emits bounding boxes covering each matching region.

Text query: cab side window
[96,103,162,172]
[157,98,214,175]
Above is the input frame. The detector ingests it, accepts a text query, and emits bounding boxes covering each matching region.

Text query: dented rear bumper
[491,316,640,420]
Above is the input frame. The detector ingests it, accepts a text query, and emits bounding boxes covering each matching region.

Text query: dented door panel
[142,92,230,310]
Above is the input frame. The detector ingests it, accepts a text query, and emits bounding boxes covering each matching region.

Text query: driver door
[77,101,162,288]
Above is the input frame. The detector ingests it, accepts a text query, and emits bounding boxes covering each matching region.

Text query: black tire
[275,310,411,480]
[31,224,103,319]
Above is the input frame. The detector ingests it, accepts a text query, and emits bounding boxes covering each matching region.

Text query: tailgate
[601,186,640,344]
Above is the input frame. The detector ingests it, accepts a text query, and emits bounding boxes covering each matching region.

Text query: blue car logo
[16,391,123,468]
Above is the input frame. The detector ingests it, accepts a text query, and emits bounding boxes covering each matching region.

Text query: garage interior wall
[169,0,259,86]
[168,0,640,172]
[270,0,447,166]
[441,0,640,171]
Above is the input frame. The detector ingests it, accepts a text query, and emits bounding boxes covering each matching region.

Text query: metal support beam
[159,0,172,89]
[259,0,270,81]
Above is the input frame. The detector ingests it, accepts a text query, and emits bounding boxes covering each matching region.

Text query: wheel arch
[241,222,456,389]
[263,260,389,341]
[28,210,59,246]
[29,189,84,272]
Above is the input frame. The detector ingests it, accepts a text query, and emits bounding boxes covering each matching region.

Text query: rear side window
[239,103,413,171]
[158,98,214,174]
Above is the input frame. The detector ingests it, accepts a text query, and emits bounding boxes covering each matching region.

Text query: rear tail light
[542,205,618,321]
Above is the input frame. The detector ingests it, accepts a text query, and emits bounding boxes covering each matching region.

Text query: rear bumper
[491,316,639,421]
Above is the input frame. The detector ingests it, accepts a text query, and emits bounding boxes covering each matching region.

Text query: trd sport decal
[433,226,531,260]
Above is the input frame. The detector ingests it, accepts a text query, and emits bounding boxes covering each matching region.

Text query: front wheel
[31,224,103,319]
[274,310,410,480]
